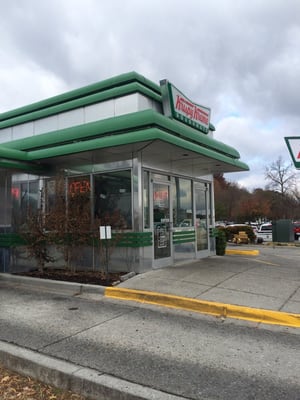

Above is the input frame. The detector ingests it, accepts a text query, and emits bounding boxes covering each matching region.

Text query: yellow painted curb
[226,249,260,256]
[105,287,300,328]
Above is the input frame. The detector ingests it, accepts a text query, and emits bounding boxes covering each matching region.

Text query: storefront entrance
[153,182,172,266]
[151,177,212,268]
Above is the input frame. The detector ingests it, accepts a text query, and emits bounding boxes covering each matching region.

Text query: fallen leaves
[0,364,87,400]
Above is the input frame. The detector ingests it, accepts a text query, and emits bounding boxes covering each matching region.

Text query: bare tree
[265,156,299,219]
[265,156,296,195]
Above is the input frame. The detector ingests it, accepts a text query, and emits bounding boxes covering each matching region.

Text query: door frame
[194,182,211,257]
[151,177,173,268]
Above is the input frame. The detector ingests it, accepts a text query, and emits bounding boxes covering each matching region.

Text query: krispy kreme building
[0,72,248,273]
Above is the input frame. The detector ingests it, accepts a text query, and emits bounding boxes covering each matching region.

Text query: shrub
[215,228,227,256]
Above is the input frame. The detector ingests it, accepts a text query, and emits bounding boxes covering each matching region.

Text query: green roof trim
[0,158,45,172]
[0,72,161,123]
[0,82,162,130]
[0,146,28,161]
[25,128,249,170]
[3,110,241,160]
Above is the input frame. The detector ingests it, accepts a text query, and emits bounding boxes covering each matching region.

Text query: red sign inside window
[154,190,168,201]
[69,180,90,196]
[11,187,20,199]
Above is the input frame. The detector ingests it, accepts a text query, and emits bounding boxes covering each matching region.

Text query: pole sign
[160,79,211,134]
[284,137,300,168]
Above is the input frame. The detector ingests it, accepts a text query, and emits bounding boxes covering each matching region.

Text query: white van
[256,223,273,243]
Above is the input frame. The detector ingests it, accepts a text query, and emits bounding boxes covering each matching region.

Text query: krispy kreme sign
[160,79,211,134]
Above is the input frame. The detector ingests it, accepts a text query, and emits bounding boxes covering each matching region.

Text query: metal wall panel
[12,121,34,140]
[115,93,138,116]
[34,115,59,135]
[58,108,84,130]
[138,94,162,113]
[0,93,159,142]
[0,127,13,143]
[85,100,114,123]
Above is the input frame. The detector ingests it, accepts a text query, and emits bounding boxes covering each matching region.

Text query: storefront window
[94,170,132,229]
[67,175,91,219]
[45,177,64,213]
[20,183,28,220]
[28,181,39,211]
[172,177,193,227]
[14,180,40,224]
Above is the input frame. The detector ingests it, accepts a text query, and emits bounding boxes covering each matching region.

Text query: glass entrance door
[153,182,172,260]
[195,184,209,252]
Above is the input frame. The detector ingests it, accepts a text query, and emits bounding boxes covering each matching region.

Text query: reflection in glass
[195,184,208,251]
[172,178,193,227]
[19,180,39,224]
[67,176,91,222]
[153,183,171,259]
[94,170,132,229]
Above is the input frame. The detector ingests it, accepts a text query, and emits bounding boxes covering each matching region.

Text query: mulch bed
[0,364,86,399]
[14,268,126,286]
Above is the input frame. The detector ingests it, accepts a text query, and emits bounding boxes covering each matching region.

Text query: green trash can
[272,220,294,242]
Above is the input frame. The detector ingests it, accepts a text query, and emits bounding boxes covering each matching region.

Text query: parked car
[293,222,300,241]
[256,223,273,243]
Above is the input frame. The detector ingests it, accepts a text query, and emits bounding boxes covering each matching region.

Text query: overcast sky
[1,0,300,191]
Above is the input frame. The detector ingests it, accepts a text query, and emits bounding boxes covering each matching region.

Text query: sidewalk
[110,244,300,328]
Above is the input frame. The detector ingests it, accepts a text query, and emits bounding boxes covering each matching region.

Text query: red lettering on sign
[175,95,209,126]
[297,151,300,160]
[69,180,90,196]
[175,95,194,119]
